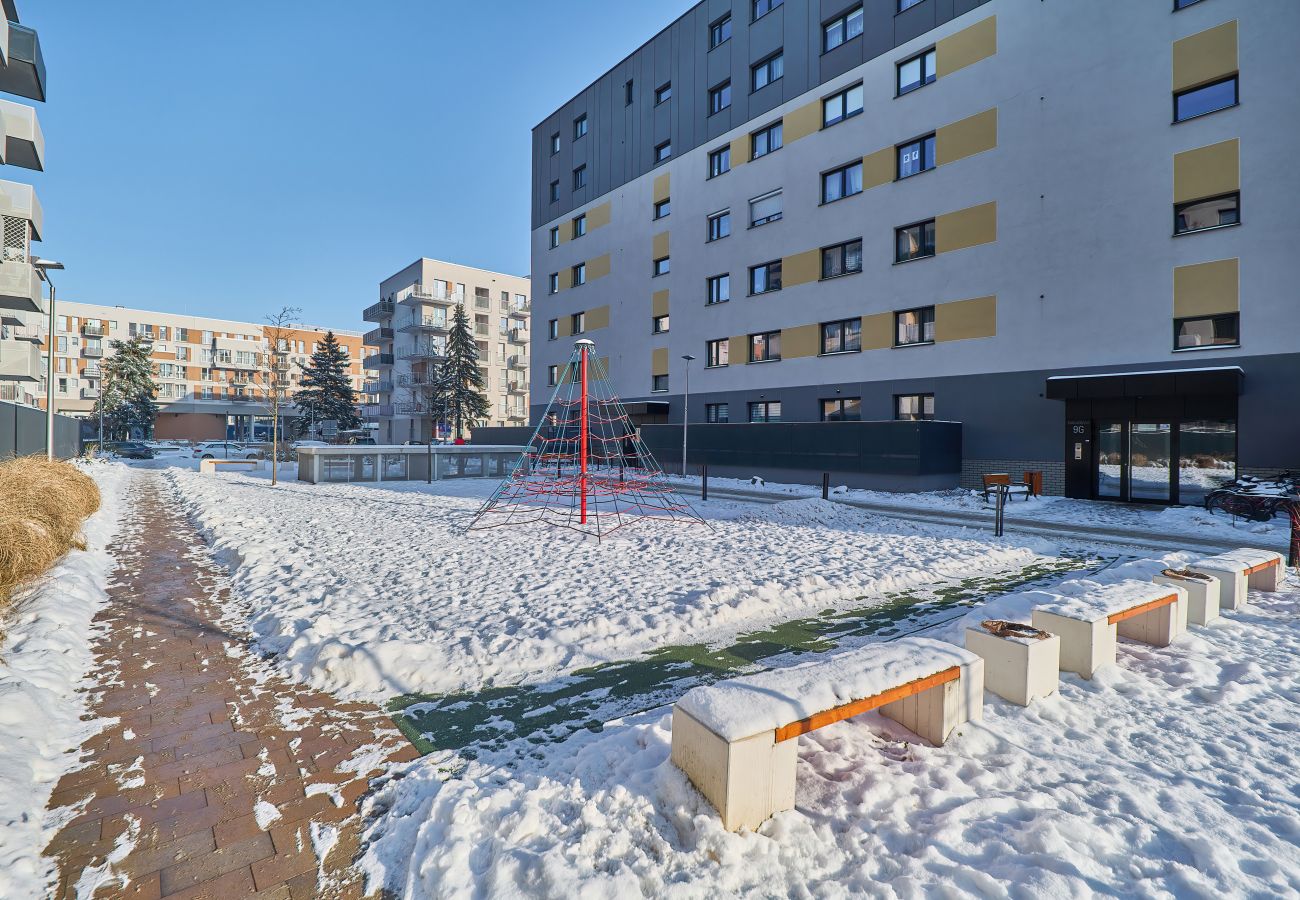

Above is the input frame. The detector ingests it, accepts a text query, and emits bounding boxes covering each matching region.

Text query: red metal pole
[579,344,589,524]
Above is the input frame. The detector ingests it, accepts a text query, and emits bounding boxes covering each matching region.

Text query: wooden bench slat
[773,666,961,743]
[1107,593,1178,625]
[1244,560,1279,576]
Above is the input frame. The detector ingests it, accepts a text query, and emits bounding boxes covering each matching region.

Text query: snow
[358,561,1300,898]
[0,462,129,900]
[1193,547,1283,568]
[1020,578,1182,622]
[677,637,977,741]
[161,468,1043,700]
[254,800,282,830]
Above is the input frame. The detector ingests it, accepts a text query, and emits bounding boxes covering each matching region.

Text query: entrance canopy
[1046,366,1243,400]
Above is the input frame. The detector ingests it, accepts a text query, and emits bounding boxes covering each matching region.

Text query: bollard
[994,483,1007,537]
[427,441,433,484]
[822,472,830,500]
[702,464,708,501]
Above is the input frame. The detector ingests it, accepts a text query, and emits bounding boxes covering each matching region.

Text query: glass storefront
[1097,422,1123,499]
[1178,420,1237,505]
[1093,419,1236,504]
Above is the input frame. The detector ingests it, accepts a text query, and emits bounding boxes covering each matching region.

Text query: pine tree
[94,337,159,440]
[433,304,490,439]
[292,330,360,436]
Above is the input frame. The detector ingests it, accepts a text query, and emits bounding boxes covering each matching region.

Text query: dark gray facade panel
[532,0,991,228]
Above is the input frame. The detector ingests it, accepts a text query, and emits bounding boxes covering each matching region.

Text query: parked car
[191,441,261,460]
[144,441,188,457]
[107,441,155,460]
[290,440,329,450]
[343,436,376,445]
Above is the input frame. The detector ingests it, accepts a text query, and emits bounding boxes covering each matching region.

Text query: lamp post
[680,354,695,477]
[34,258,65,461]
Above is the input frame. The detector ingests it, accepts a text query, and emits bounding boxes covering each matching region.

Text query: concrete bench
[964,620,1060,707]
[1153,569,1220,626]
[200,458,260,475]
[1187,549,1284,611]
[1030,580,1188,679]
[670,637,982,831]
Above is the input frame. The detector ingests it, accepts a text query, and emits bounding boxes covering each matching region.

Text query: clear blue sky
[30,1,690,329]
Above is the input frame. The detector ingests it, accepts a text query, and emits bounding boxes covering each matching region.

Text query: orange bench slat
[1107,593,1178,625]
[1244,560,1279,575]
[774,666,961,743]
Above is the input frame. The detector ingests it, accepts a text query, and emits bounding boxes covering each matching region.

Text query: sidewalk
[41,470,417,899]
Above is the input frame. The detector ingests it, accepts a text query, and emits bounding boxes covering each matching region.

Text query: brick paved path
[42,470,418,898]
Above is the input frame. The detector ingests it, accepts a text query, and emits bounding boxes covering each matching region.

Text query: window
[749,189,783,227]
[821,398,862,421]
[571,312,586,334]
[549,226,560,248]
[706,338,730,368]
[821,239,863,279]
[550,180,560,202]
[625,79,634,106]
[548,365,560,386]
[752,52,783,91]
[749,261,782,294]
[822,318,862,354]
[710,15,732,49]
[572,214,587,238]
[823,6,863,52]
[572,262,587,285]
[709,146,731,179]
[749,330,781,362]
[706,403,729,423]
[896,219,936,262]
[573,165,587,190]
[655,82,672,105]
[895,306,936,346]
[1175,192,1240,235]
[548,319,559,340]
[707,209,731,242]
[653,314,670,334]
[653,256,671,277]
[574,114,588,139]
[1174,0,1205,8]
[898,0,923,11]
[653,373,669,392]
[709,80,732,115]
[655,140,672,163]
[550,132,561,154]
[753,0,784,20]
[897,134,936,179]
[748,400,782,422]
[822,83,864,128]
[707,274,731,305]
[897,48,936,95]
[1175,76,1238,122]
[1175,313,1239,350]
[895,393,935,420]
[751,121,783,159]
[548,273,559,294]
[654,198,671,219]
[822,160,863,203]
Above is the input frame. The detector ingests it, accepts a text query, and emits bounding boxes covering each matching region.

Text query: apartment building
[50,300,370,441]
[365,258,531,443]
[531,0,1300,502]
[0,0,46,406]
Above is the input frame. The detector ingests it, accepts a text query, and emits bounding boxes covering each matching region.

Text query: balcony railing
[362,352,395,369]
[398,372,439,387]
[363,326,393,345]
[507,381,528,393]
[81,321,104,336]
[400,285,462,307]
[363,299,395,322]
[82,365,102,379]
[400,343,446,361]
[363,403,394,418]
[363,379,392,394]
[82,345,104,358]
[394,402,427,416]
[507,356,528,369]
[80,387,99,400]
[397,315,449,334]
[0,22,45,103]
[509,328,528,343]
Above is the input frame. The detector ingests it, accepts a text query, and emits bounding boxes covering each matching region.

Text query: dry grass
[0,455,101,612]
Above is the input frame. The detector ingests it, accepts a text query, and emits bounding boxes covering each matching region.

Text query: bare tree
[258,306,301,485]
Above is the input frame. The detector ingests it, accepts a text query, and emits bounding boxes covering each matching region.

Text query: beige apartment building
[49,300,371,442]
[364,258,531,443]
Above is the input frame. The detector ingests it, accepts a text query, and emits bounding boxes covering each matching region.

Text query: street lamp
[33,258,65,461]
[680,354,696,477]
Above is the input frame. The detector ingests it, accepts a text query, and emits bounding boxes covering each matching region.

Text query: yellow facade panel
[730,136,751,166]
[651,346,669,376]
[652,231,670,260]
[782,249,822,287]
[557,268,573,291]
[1173,20,1238,92]
[651,290,670,318]
[936,201,997,254]
[783,100,822,144]
[587,254,611,281]
[557,316,573,338]
[586,305,610,331]
[781,324,820,358]
[653,173,671,203]
[1173,258,1239,318]
[587,201,612,230]
[936,16,996,78]
[862,147,895,190]
[1173,139,1239,204]
[935,296,997,342]
[861,312,893,350]
[936,108,998,167]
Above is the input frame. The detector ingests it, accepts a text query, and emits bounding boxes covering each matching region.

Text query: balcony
[81,320,103,336]
[230,393,254,403]
[363,326,393,345]
[394,402,427,416]
[80,386,98,400]
[510,302,531,316]
[400,342,445,361]
[508,328,528,344]
[363,299,394,322]
[0,97,41,171]
[82,345,104,358]
[398,372,439,387]
[363,379,392,395]
[0,21,45,103]
[507,381,528,394]
[397,315,448,335]
[506,411,527,421]
[363,403,394,418]
[0,334,38,380]
[0,259,39,314]
[82,365,102,379]
[507,355,528,370]
[398,285,458,308]
[362,352,394,370]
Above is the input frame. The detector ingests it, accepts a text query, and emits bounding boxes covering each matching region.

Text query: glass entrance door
[1096,422,1124,499]
[1128,423,1172,502]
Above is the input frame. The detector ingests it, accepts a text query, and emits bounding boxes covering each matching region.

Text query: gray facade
[531,0,1300,499]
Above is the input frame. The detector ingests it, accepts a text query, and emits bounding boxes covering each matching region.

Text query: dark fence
[470,426,533,446]
[0,400,82,459]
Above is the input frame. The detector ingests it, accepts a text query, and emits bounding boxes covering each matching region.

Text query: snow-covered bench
[200,458,259,474]
[1187,549,1284,611]
[964,621,1060,707]
[670,637,983,831]
[1030,581,1187,679]
[1153,569,1220,626]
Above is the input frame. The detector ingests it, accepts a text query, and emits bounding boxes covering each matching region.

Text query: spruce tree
[434,304,490,439]
[292,331,360,436]
[94,337,159,440]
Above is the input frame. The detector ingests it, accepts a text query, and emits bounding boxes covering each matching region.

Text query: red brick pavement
[43,471,418,898]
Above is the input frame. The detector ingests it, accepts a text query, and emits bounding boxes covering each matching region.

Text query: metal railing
[509,328,527,343]
[363,352,395,369]
[394,402,427,416]
[363,326,393,345]
[82,345,104,358]
[398,372,439,387]
[400,343,446,360]
[81,321,104,336]
[507,381,528,393]
[507,355,528,369]
[363,300,395,321]
[363,379,392,394]
[82,365,102,379]
[397,315,449,334]
[80,387,99,400]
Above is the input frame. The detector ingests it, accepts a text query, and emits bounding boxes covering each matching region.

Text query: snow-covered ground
[162,466,1054,701]
[0,461,129,900]
[359,557,1300,898]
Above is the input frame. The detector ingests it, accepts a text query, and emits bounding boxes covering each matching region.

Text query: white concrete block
[964,628,1060,706]
[1031,608,1116,679]
[1187,563,1248,611]
[1247,559,1283,591]
[1154,573,1220,626]
[670,706,796,832]
[1114,586,1186,648]
[879,656,983,745]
